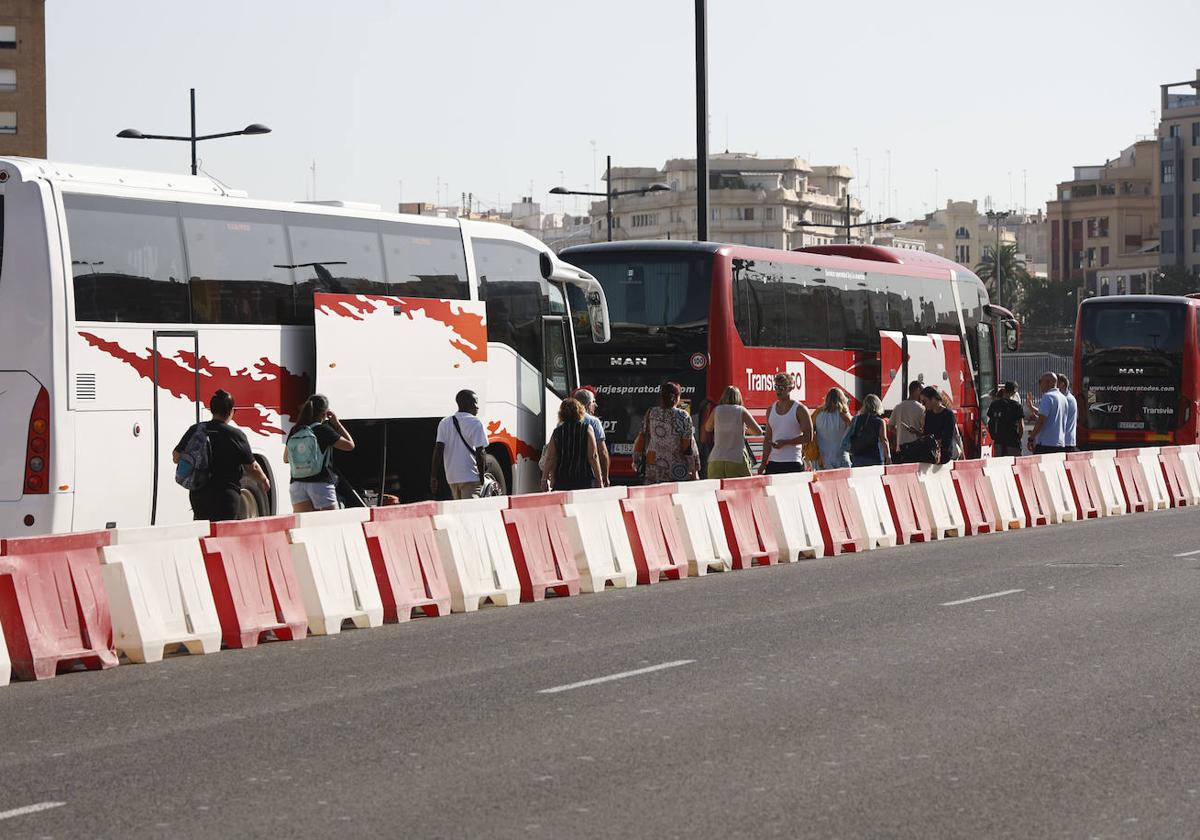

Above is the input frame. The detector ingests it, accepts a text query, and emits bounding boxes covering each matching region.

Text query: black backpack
[849,415,879,456]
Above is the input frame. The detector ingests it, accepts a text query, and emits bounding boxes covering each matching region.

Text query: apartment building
[1046,140,1159,295]
[589,152,863,248]
[0,0,45,158]
[891,200,1016,269]
[1158,68,1200,278]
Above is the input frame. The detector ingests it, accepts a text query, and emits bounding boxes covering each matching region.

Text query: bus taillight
[24,387,49,494]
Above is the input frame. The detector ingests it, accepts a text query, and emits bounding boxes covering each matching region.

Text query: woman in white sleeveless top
[758,372,814,475]
[813,387,852,470]
[703,386,762,479]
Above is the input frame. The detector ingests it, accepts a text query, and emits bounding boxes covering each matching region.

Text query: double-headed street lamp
[117,88,271,176]
[550,155,671,242]
[794,193,899,245]
[986,209,1013,309]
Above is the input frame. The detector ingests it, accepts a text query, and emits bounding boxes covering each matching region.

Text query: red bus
[1074,294,1200,448]
[560,241,1019,477]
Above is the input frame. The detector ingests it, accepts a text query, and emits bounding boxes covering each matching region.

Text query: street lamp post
[796,194,899,247]
[550,156,671,242]
[117,88,271,176]
[986,209,1012,309]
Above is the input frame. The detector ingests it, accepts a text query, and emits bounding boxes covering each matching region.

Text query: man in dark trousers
[986,381,1025,457]
[173,389,270,522]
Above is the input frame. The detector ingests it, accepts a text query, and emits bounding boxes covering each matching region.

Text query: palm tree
[974,243,1027,308]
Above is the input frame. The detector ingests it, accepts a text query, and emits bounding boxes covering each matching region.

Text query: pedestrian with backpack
[285,394,355,512]
[431,389,490,499]
[173,389,270,522]
[845,394,891,468]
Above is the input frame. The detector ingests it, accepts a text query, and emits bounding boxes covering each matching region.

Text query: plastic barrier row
[1,445,1197,685]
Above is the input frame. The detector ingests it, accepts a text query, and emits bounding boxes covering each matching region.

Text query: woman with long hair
[638,381,700,484]
[812,387,852,470]
[541,397,603,491]
[846,393,891,468]
[703,385,763,479]
[284,394,355,512]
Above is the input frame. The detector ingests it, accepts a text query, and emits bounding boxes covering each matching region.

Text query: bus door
[151,331,200,525]
[878,331,964,408]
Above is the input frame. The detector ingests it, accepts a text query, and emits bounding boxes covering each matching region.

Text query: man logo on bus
[611,356,647,366]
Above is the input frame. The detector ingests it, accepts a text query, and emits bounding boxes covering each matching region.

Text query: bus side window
[65,194,190,324]
[182,206,295,325]
[474,239,549,368]
[287,215,387,310]
[382,223,469,300]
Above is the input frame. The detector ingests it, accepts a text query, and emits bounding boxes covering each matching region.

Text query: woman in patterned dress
[640,381,700,484]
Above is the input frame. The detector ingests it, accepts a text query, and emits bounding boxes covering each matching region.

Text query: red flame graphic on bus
[79,332,311,437]
[487,421,540,463]
[316,294,487,365]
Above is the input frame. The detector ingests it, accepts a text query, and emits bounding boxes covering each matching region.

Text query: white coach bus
[0,157,610,536]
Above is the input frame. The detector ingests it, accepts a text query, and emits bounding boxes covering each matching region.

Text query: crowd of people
[171,368,1081,522]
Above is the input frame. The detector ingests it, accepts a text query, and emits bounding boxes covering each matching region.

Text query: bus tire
[483,452,509,496]
[238,470,271,520]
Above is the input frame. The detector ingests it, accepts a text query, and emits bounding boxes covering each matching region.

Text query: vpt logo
[610,356,647,366]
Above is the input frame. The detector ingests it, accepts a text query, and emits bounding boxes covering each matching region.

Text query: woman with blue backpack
[285,394,355,512]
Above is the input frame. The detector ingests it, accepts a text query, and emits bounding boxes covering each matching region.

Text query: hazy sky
[46,0,1200,222]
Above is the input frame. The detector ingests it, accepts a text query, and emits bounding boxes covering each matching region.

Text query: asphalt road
[2,506,1200,839]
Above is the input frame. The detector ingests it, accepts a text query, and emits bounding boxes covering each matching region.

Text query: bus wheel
[238,473,270,519]
[483,453,509,496]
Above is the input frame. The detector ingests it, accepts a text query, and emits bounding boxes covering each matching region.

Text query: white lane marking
[0,802,66,821]
[940,589,1025,607]
[1173,550,1200,557]
[539,660,696,694]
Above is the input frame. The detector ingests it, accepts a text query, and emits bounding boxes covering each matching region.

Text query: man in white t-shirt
[431,390,489,500]
[890,380,926,449]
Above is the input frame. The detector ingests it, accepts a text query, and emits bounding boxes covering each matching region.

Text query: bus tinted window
[382,223,469,299]
[584,258,708,327]
[733,258,835,348]
[475,238,550,365]
[67,194,190,323]
[288,215,388,308]
[183,206,296,325]
[1081,304,1185,356]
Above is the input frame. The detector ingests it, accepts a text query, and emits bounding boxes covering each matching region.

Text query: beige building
[892,200,1016,269]
[590,152,864,249]
[1046,139,1159,295]
[1158,68,1200,278]
[0,0,45,158]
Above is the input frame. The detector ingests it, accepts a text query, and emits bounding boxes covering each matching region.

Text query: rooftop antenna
[310,160,317,201]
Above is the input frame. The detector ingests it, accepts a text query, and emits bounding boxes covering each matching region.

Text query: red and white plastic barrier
[1062,452,1104,520]
[881,464,934,544]
[1157,447,1198,507]
[981,457,1026,531]
[716,477,781,568]
[101,521,222,663]
[0,622,8,687]
[362,503,452,622]
[1172,444,1200,505]
[562,487,638,592]
[846,466,898,549]
[288,508,384,635]
[200,515,308,649]
[672,479,734,575]
[0,530,118,680]
[1088,450,1128,516]
[433,496,522,611]
[621,484,691,583]
[503,493,581,602]
[951,460,998,536]
[1035,453,1078,525]
[811,469,870,555]
[1134,448,1171,511]
[763,473,824,560]
[916,464,966,539]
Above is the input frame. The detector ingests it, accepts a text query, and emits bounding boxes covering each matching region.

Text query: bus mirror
[1003,320,1019,352]
[539,251,611,343]
[586,289,610,344]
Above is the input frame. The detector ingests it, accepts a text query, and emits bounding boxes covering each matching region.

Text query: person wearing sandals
[703,385,762,479]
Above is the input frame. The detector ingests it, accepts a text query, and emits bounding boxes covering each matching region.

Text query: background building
[590,152,865,248]
[891,200,1016,268]
[1046,140,1159,295]
[1158,68,1200,279]
[0,0,45,158]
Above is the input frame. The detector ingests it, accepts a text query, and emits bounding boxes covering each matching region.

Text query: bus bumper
[0,493,74,539]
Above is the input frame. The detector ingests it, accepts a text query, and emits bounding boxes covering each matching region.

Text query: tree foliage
[1018,276,1077,328]
[974,243,1027,309]
[1154,266,1199,297]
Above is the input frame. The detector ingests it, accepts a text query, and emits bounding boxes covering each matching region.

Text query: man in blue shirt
[1027,371,1068,454]
[1057,374,1078,452]
[574,387,610,487]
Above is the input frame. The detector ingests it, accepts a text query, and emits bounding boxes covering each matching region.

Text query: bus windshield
[567,253,711,330]
[1079,302,1186,432]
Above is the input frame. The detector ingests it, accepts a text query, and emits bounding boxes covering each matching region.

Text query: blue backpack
[174,423,212,490]
[287,424,328,479]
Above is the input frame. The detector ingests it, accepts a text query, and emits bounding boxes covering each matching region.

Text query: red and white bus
[1074,294,1200,448]
[559,241,1019,477]
[0,157,610,536]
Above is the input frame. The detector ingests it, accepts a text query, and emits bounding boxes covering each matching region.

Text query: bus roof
[1080,294,1200,308]
[561,239,980,285]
